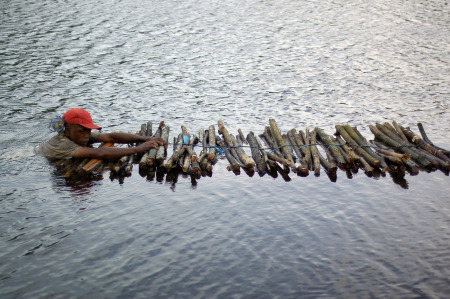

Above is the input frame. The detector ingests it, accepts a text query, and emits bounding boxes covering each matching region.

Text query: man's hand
[141,137,168,150]
[134,138,167,154]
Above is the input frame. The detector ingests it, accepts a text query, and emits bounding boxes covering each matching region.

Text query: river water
[1,0,449,298]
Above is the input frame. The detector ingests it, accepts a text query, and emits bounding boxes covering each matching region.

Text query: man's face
[65,124,92,146]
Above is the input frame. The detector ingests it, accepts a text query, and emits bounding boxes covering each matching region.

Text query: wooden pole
[309,130,321,176]
[218,120,255,169]
[269,119,295,169]
[335,125,381,168]
[156,121,169,165]
[314,127,347,167]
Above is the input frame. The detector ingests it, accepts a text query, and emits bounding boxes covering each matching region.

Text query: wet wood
[262,127,284,158]
[217,137,240,171]
[269,119,295,168]
[255,133,271,171]
[370,124,433,168]
[392,120,409,142]
[208,125,216,161]
[164,133,185,169]
[315,127,347,167]
[401,126,450,166]
[156,121,169,165]
[344,125,386,168]
[246,132,267,174]
[286,130,309,176]
[375,123,441,169]
[146,125,162,166]
[417,123,450,157]
[335,135,360,163]
[335,125,381,168]
[376,149,411,163]
[309,130,321,176]
[146,121,152,137]
[316,145,337,175]
[82,142,114,172]
[218,120,255,169]
[299,129,313,169]
[238,129,247,145]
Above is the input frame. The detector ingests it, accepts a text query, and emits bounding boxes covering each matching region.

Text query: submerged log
[315,127,347,167]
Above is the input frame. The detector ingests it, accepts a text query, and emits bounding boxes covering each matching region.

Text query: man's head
[63,108,101,146]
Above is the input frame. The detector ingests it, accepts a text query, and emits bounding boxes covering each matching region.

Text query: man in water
[36,108,166,160]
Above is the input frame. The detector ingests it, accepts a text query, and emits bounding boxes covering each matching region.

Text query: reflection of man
[35,108,166,160]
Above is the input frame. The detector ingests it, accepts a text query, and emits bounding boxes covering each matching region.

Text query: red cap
[62,108,102,130]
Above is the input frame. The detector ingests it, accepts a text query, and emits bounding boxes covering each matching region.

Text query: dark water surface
[1,0,449,298]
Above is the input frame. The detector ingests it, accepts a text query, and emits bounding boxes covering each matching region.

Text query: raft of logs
[53,120,450,186]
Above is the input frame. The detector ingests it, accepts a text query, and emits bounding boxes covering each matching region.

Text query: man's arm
[96,132,159,144]
[73,140,163,159]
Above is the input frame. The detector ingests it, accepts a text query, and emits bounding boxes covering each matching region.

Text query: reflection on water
[1,0,449,298]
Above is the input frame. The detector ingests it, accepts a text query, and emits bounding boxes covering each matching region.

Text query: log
[344,125,386,169]
[217,137,240,171]
[376,149,411,163]
[218,120,255,169]
[82,142,114,172]
[335,125,381,168]
[246,132,267,174]
[255,133,271,172]
[156,121,169,165]
[146,121,152,137]
[417,123,450,157]
[335,135,360,163]
[369,125,433,168]
[401,126,450,167]
[146,125,162,166]
[238,129,247,145]
[309,130,321,176]
[392,120,409,143]
[316,145,337,175]
[375,123,438,169]
[299,129,313,170]
[262,127,284,158]
[164,134,185,169]
[286,130,309,176]
[315,127,347,167]
[208,125,216,161]
[269,119,295,168]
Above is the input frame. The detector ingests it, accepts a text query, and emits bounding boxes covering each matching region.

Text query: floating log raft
[53,119,449,186]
